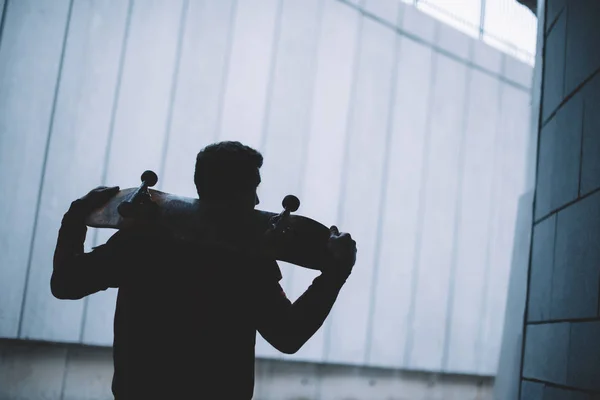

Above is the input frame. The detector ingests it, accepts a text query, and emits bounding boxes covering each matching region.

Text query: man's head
[194,141,263,210]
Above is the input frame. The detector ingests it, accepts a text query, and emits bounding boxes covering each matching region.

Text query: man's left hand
[71,186,120,216]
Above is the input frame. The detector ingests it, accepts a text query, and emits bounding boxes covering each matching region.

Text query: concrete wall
[0,0,532,378]
[519,0,600,398]
[0,339,494,400]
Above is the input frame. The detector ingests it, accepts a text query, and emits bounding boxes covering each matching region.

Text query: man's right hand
[70,186,120,217]
[326,225,357,278]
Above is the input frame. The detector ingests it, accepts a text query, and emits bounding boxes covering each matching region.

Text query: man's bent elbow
[275,339,304,355]
[50,273,81,300]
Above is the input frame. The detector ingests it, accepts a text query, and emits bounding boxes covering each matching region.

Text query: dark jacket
[51,200,348,399]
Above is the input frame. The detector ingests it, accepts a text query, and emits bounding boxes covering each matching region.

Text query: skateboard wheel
[282,195,300,212]
[141,170,158,187]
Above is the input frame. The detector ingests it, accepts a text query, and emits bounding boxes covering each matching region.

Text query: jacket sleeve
[51,200,129,300]
[255,262,349,354]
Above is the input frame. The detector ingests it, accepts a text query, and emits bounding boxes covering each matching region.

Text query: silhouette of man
[51,141,357,399]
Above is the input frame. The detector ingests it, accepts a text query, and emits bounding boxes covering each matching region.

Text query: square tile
[523,323,570,384]
[545,386,592,400]
[401,3,436,43]
[521,380,544,400]
[542,12,566,121]
[528,216,557,322]
[472,39,502,75]
[564,2,600,96]
[580,74,600,195]
[552,192,600,320]
[568,321,600,392]
[535,118,556,220]
[550,95,583,212]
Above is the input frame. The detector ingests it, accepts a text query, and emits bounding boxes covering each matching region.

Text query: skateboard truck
[269,195,300,234]
[117,170,159,219]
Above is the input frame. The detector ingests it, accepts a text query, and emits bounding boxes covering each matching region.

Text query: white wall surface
[0,0,532,376]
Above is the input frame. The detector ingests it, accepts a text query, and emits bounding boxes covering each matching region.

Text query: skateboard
[85,171,332,271]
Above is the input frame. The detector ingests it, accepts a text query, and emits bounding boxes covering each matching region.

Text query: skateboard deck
[85,188,332,271]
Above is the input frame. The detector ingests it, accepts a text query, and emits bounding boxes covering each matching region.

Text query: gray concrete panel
[325,17,396,366]
[505,57,534,89]
[367,37,434,369]
[159,0,237,197]
[293,0,360,363]
[0,0,71,338]
[19,0,129,343]
[436,21,471,61]
[445,70,500,373]
[255,0,324,361]
[479,85,530,375]
[82,0,185,345]
[494,191,534,400]
[217,0,281,148]
[409,53,468,371]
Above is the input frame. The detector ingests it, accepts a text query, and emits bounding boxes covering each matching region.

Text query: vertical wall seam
[0,0,9,53]
[362,1,403,366]
[157,0,190,191]
[17,0,75,338]
[80,0,134,342]
[478,0,487,39]
[441,40,474,371]
[214,0,239,142]
[297,0,327,205]
[322,0,365,362]
[59,346,71,400]
[402,21,440,368]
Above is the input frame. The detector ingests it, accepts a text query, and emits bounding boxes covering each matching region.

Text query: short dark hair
[194,141,263,202]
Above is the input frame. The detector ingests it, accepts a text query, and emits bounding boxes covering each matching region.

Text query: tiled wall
[521,0,600,397]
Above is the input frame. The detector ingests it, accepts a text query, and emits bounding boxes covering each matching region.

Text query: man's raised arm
[51,186,123,300]
[256,227,357,354]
